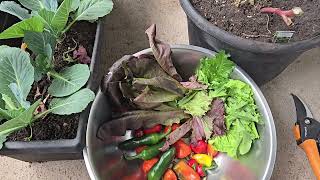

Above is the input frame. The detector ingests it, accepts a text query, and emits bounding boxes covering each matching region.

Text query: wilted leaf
[0,16,44,39]
[97,110,190,138]
[159,120,192,151]
[145,24,182,81]
[48,88,95,115]
[48,64,90,97]
[75,0,113,21]
[73,45,91,64]
[0,1,30,20]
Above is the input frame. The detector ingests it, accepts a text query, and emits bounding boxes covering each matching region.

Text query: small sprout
[261,7,304,26]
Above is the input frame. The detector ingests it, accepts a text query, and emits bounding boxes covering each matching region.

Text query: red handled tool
[291,94,320,179]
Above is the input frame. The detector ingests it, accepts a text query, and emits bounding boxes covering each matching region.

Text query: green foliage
[196,51,235,87]
[0,1,30,20]
[0,16,44,40]
[51,0,73,32]
[75,0,113,21]
[0,100,40,148]
[48,64,90,97]
[178,90,213,116]
[48,88,95,115]
[0,46,34,107]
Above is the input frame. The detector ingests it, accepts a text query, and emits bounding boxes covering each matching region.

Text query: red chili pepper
[164,123,180,133]
[134,128,144,138]
[190,140,207,154]
[172,123,180,131]
[196,164,206,177]
[187,159,197,170]
[143,124,162,135]
[135,146,147,154]
[142,158,159,174]
[174,139,191,159]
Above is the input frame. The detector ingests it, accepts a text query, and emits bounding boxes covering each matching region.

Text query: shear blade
[291,94,313,123]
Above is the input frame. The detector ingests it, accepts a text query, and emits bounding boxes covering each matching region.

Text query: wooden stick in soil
[261,7,303,26]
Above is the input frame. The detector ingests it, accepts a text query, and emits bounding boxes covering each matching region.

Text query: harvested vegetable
[192,154,213,167]
[148,147,176,180]
[135,146,147,154]
[118,128,171,150]
[187,159,197,169]
[190,140,207,154]
[107,24,263,179]
[196,164,206,177]
[142,158,159,174]
[125,141,165,160]
[143,124,162,135]
[207,144,219,158]
[163,169,177,180]
[174,139,191,159]
[173,160,200,180]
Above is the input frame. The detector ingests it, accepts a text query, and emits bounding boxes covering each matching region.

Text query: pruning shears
[291,94,320,179]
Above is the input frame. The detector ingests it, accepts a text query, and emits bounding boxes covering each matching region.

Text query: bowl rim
[85,44,277,180]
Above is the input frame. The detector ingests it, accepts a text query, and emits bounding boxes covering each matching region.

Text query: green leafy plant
[0,0,113,148]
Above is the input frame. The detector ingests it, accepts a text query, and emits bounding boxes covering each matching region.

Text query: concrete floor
[0,0,318,179]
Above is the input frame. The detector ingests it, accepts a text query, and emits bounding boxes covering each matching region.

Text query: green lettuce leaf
[196,51,235,86]
[178,90,213,116]
[209,120,254,158]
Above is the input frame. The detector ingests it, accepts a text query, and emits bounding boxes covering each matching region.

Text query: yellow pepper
[192,154,213,167]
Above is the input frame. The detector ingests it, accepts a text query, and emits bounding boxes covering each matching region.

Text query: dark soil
[190,0,320,42]
[7,21,97,141]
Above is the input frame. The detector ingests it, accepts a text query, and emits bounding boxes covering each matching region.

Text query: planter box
[179,0,320,85]
[0,13,106,162]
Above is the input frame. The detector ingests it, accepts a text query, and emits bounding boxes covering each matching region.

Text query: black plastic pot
[180,0,320,85]
[0,14,105,162]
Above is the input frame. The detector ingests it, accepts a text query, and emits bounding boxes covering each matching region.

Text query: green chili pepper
[118,127,171,150]
[147,147,176,180]
[124,141,165,160]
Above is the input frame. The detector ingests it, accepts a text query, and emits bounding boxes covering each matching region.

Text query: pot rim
[179,0,320,53]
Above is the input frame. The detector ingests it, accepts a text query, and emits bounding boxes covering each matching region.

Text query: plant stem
[61,18,77,35]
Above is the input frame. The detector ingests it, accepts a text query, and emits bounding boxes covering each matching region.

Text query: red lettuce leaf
[206,98,226,136]
[97,110,191,138]
[159,119,193,151]
[180,76,208,90]
[145,24,182,81]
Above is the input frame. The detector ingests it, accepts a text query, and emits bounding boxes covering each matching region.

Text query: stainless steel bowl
[84,45,277,180]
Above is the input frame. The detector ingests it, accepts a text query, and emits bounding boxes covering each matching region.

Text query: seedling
[261,7,304,26]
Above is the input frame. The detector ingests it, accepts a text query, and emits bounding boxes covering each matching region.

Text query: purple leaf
[180,75,208,89]
[207,98,226,136]
[159,119,193,151]
[73,45,91,64]
[145,24,182,81]
[191,116,206,144]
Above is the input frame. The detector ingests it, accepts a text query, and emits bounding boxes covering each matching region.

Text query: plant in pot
[0,0,113,162]
[179,0,320,85]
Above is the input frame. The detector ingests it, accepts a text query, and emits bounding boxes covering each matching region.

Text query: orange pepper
[174,139,191,159]
[207,144,219,158]
[135,146,147,154]
[163,169,177,180]
[173,160,200,180]
[142,158,159,174]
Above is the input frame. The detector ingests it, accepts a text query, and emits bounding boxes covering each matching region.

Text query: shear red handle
[293,125,320,179]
